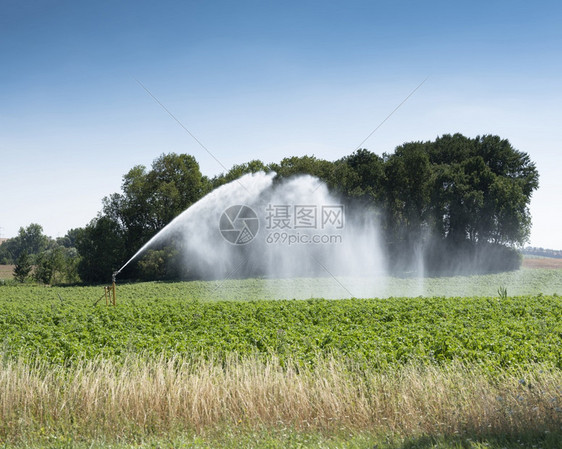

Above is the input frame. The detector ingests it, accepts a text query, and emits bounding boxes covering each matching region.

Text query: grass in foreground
[2,431,562,449]
[0,356,560,447]
[1,272,561,448]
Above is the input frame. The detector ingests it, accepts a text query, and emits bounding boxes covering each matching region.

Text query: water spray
[98,172,387,299]
[110,271,117,305]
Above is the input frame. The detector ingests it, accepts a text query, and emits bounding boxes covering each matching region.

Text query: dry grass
[522,257,562,269]
[0,356,560,442]
[0,264,13,280]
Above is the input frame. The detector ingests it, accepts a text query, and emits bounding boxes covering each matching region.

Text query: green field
[1,282,561,368]
[2,266,562,301]
[1,271,561,448]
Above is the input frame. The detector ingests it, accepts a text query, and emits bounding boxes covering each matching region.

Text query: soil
[0,264,14,280]
[522,257,562,269]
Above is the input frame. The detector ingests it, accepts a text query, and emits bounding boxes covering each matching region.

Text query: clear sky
[1,0,561,249]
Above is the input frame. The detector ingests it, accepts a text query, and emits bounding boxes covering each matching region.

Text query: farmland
[1,285,561,367]
[522,257,562,269]
[1,270,562,448]
[0,264,13,280]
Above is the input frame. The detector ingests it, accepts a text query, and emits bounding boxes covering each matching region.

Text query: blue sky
[1,0,561,249]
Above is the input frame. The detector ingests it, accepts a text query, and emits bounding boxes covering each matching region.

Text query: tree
[0,223,49,264]
[73,136,538,279]
[0,238,17,264]
[34,246,74,285]
[56,228,82,248]
[427,134,538,247]
[269,155,336,184]
[17,224,49,258]
[383,143,433,234]
[337,149,385,202]
[137,247,181,280]
[13,251,32,283]
[75,216,126,283]
[210,159,268,189]
[101,153,206,264]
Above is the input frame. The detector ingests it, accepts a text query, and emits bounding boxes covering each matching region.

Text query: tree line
[0,224,80,284]
[0,133,539,284]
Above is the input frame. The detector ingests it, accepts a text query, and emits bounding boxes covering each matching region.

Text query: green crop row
[1,281,561,369]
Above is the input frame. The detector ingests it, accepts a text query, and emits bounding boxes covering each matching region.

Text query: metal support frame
[94,273,117,306]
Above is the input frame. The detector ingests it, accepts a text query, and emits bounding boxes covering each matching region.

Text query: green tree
[0,238,17,264]
[75,216,126,283]
[73,135,538,279]
[427,134,538,247]
[336,149,385,202]
[102,153,206,263]
[0,223,49,264]
[137,247,181,280]
[33,245,80,285]
[210,159,268,189]
[269,155,336,184]
[382,143,433,244]
[56,228,82,248]
[13,251,32,283]
[18,223,49,258]
[34,246,67,285]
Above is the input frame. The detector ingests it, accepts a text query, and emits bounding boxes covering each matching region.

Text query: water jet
[113,172,387,299]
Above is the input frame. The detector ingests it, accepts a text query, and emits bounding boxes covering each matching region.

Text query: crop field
[1,270,561,448]
[0,264,13,280]
[522,257,562,269]
[1,286,561,367]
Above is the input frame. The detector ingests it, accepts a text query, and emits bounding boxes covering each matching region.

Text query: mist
[118,172,387,298]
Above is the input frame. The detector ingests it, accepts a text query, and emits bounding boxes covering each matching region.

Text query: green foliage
[210,159,269,189]
[70,133,538,281]
[0,276,560,369]
[0,223,49,264]
[34,246,80,285]
[270,155,337,186]
[75,216,126,284]
[425,134,539,246]
[56,228,81,248]
[13,251,32,283]
[373,134,536,273]
[103,153,205,246]
[497,285,508,299]
[382,143,433,246]
[335,149,385,202]
[0,226,80,285]
[81,153,209,282]
[137,247,181,280]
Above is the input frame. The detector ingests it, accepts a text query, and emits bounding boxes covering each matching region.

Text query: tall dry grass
[0,355,560,440]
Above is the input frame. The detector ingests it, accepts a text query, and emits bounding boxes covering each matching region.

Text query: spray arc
[106,172,387,299]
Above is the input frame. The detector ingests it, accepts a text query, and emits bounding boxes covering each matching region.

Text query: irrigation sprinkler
[94,271,118,306]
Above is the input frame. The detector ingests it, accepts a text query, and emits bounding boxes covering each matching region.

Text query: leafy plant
[13,251,32,283]
[0,278,561,370]
[497,285,508,299]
